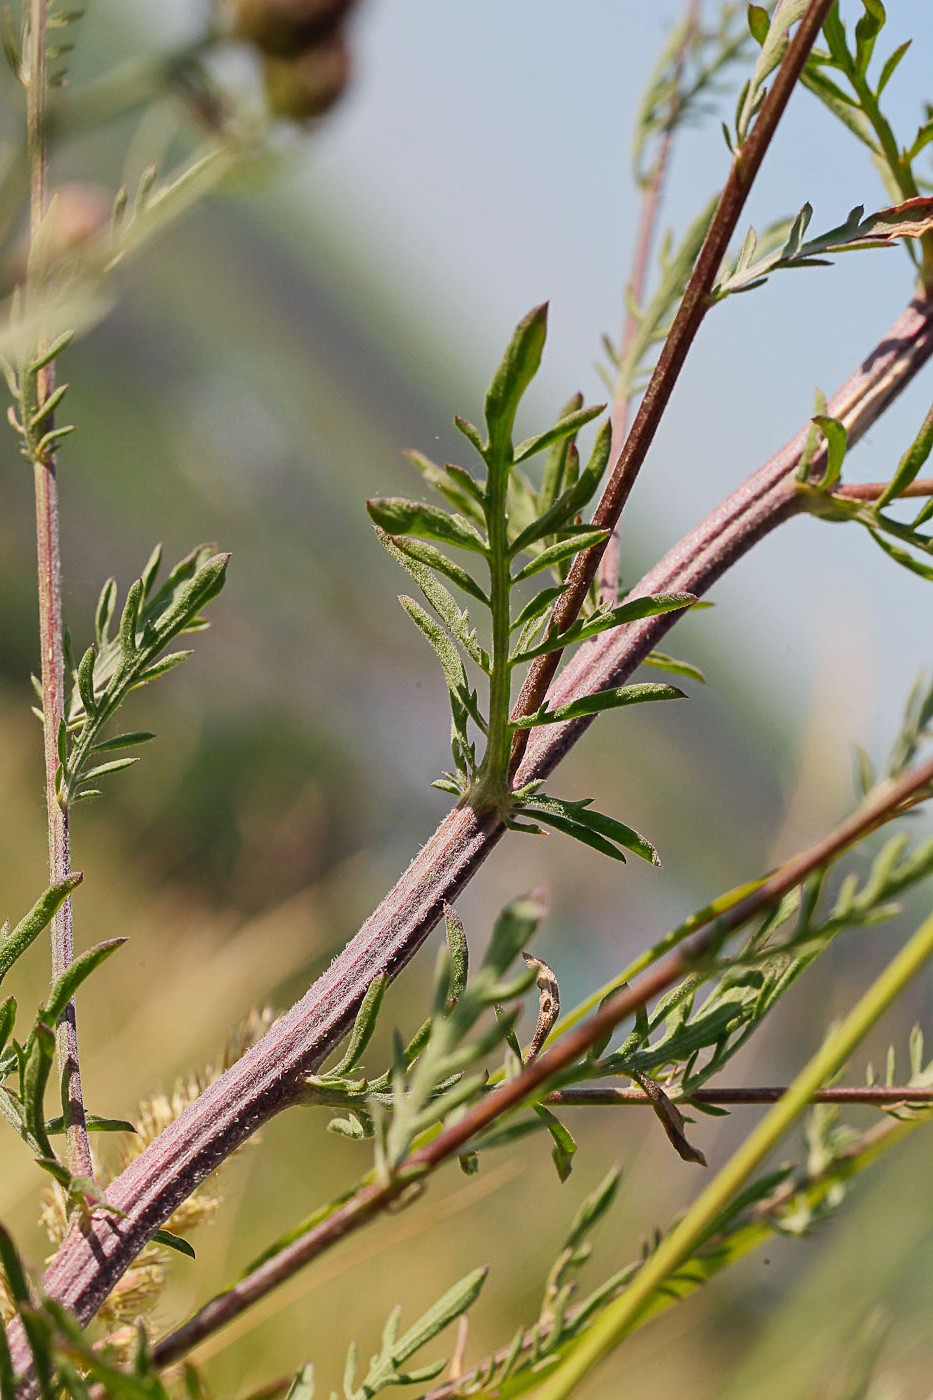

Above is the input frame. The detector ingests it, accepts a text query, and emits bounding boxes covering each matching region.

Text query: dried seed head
[262,33,352,122]
[230,0,357,56]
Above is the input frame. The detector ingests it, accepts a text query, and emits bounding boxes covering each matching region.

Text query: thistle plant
[1,2,933,1399]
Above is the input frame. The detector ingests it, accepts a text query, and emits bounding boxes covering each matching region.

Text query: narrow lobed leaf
[484,303,549,465]
[513,682,685,729]
[0,875,82,986]
[367,497,487,554]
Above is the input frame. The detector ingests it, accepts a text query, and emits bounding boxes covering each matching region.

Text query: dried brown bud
[261,33,352,121]
[231,0,356,56]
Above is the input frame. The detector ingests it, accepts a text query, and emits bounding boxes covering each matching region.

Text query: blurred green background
[0,2,931,1396]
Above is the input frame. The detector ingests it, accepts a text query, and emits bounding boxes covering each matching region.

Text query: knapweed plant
[1,1,933,1397]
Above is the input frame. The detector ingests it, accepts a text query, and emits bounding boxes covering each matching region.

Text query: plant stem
[26,0,92,1180]
[535,907,933,1398]
[546,1084,933,1108]
[509,0,835,777]
[834,477,933,500]
[600,0,698,606]
[9,292,933,1392]
[473,451,515,811]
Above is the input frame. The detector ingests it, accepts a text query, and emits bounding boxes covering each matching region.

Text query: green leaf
[484,303,549,464]
[747,4,769,45]
[404,450,486,525]
[565,1169,622,1254]
[518,794,660,866]
[377,531,489,671]
[511,586,564,634]
[21,1021,56,1159]
[876,37,910,95]
[45,1113,134,1136]
[0,996,14,1054]
[878,400,933,507]
[79,756,139,785]
[867,526,933,581]
[367,497,487,554]
[131,651,192,685]
[534,1103,577,1181]
[453,415,486,457]
[94,577,117,644]
[153,1228,196,1259]
[853,0,884,76]
[483,890,547,979]
[31,329,75,373]
[811,413,848,488]
[511,593,696,664]
[539,394,583,512]
[513,403,605,465]
[0,875,82,986]
[119,578,144,656]
[802,67,880,152]
[716,197,933,299]
[329,973,389,1077]
[147,552,229,647]
[42,938,125,1026]
[377,531,489,605]
[391,1267,487,1367]
[76,645,96,716]
[91,731,155,752]
[511,421,613,555]
[512,527,609,582]
[139,541,163,599]
[643,650,706,683]
[513,682,684,729]
[444,902,469,1001]
[399,597,481,719]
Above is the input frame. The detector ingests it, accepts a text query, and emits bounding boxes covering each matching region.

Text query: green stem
[840,42,933,282]
[25,0,92,1179]
[535,907,933,1399]
[473,450,515,812]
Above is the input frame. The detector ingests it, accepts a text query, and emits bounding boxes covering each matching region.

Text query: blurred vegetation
[0,2,930,1397]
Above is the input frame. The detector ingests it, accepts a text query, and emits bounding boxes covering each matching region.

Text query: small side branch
[510,0,835,775]
[547,1085,933,1108]
[25,0,92,1178]
[600,0,700,606]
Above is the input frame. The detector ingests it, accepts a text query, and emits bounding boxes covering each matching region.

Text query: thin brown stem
[510,0,834,777]
[546,1085,933,1108]
[144,746,933,1376]
[832,478,933,500]
[7,289,929,1396]
[600,0,699,606]
[26,0,92,1179]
